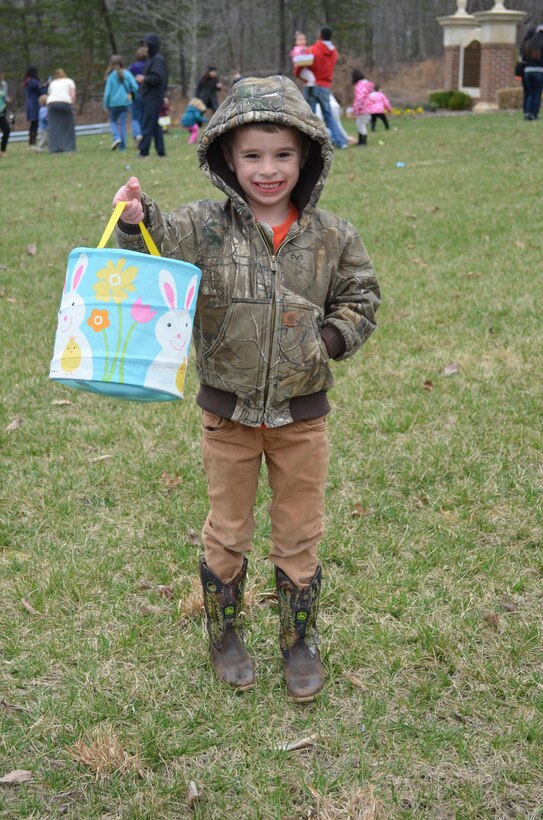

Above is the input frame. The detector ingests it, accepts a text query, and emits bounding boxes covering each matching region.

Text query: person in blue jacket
[180,97,208,143]
[23,66,42,147]
[103,54,139,151]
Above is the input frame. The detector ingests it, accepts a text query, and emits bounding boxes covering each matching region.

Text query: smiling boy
[113,75,380,702]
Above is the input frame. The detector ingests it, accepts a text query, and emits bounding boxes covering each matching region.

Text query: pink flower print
[131,298,157,324]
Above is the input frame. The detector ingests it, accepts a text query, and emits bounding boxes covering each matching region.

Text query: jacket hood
[143,34,160,57]
[320,40,336,54]
[197,75,333,215]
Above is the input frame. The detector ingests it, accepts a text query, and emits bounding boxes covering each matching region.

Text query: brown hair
[53,68,66,79]
[220,122,309,154]
[105,54,125,81]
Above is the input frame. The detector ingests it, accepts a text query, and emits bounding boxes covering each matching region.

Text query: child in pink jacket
[351,69,374,146]
[367,84,392,131]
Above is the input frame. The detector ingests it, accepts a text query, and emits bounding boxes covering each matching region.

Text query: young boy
[112,75,380,702]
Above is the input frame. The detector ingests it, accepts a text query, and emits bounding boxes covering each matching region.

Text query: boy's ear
[221,143,234,172]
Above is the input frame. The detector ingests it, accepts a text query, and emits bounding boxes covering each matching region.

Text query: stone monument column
[473,2,526,112]
[437,1,480,91]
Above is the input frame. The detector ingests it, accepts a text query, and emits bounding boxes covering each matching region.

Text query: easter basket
[292,53,315,68]
[49,202,201,402]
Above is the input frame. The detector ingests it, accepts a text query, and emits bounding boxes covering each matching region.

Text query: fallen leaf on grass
[139,603,163,616]
[467,272,482,279]
[414,494,429,508]
[21,598,42,616]
[161,471,183,492]
[443,362,460,376]
[483,612,500,631]
[188,780,202,808]
[352,503,373,518]
[68,728,143,779]
[88,454,113,463]
[6,297,17,303]
[27,243,37,256]
[137,581,174,600]
[5,417,23,432]
[277,734,319,752]
[501,599,518,613]
[0,700,29,714]
[344,672,368,690]
[52,399,73,406]
[0,769,32,786]
[422,380,434,391]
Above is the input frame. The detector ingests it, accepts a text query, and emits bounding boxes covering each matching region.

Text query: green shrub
[448,91,474,110]
[428,90,454,109]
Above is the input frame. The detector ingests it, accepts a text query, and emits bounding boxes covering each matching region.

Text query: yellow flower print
[93,258,138,304]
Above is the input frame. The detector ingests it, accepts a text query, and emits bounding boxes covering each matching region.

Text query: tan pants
[201,410,329,588]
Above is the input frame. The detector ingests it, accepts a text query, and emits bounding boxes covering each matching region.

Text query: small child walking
[351,68,374,146]
[180,97,208,144]
[35,94,48,152]
[368,84,392,131]
[112,76,380,702]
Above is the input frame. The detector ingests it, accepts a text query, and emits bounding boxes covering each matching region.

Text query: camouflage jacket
[116,75,381,427]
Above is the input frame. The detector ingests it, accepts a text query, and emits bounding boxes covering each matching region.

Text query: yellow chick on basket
[176,357,187,395]
[61,336,82,372]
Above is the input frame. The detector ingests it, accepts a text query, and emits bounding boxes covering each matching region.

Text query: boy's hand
[113,176,144,224]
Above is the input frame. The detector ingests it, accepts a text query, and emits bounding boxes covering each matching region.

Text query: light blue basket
[49,204,201,402]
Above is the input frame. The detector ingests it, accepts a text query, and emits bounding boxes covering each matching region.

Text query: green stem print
[104,304,124,382]
[119,322,137,384]
[101,330,110,380]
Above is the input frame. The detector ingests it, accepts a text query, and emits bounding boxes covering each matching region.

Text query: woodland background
[0,0,541,117]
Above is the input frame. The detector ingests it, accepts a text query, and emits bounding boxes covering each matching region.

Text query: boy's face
[224,126,305,223]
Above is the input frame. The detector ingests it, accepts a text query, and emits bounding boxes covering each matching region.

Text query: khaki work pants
[201,411,330,589]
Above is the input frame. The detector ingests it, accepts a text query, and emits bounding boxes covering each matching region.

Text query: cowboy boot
[276,566,324,702]
[200,557,255,690]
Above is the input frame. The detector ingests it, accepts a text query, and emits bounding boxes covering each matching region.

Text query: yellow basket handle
[97,201,160,257]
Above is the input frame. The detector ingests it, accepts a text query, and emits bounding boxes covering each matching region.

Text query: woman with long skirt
[47,68,76,152]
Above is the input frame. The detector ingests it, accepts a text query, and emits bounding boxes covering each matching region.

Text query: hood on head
[143,34,160,57]
[197,75,333,214]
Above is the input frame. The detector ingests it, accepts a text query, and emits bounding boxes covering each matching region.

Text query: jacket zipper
[258,225,301,416]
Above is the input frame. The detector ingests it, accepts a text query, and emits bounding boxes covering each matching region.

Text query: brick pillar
[479,42,515,103]
[443,46,460,90]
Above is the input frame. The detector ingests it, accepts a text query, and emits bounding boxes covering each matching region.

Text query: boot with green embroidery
[199,557,255,691]
[276,566,324,702]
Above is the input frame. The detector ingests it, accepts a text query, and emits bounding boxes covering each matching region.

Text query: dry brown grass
[67,726,143,780]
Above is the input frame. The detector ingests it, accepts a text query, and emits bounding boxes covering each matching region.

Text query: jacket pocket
[201,299,272,398]
[274,302,332,401]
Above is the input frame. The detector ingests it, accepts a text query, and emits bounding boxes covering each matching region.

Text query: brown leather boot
[276,566,324,702]
[200,558,255,691]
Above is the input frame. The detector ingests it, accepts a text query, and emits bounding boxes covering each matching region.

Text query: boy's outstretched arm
[112,176,144,224]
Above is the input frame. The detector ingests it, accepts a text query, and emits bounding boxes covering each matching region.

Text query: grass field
[1,111,542,819]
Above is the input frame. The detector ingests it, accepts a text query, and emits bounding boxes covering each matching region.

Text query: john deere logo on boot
[296,611,308,622]
[224,605,235,617]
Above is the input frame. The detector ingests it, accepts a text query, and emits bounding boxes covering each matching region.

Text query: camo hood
[197,75,333,216]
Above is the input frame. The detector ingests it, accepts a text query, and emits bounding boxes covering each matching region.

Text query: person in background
[351,68,374,146]
[295,26,348,149]
[23,65,41,148]
[180,97,208,144]
[128,46,147,146]
[111,76,380,703]
[137,33,168,158]
[47,68,77,153]
[0,71,11,157]
[522,24,543,121]
[367,84,392,131]
[103,54,139,151]
[35,93,48,152]
[195,67,222,113]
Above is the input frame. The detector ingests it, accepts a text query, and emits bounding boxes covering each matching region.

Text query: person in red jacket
[296,26,348,149]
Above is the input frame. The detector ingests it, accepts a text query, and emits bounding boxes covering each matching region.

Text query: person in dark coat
[195,67,222,113]
[136,33,168,158]
[24,66,41,146]
[521,25,543,120]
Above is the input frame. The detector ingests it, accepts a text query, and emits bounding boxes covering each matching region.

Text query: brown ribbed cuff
[320,324,346,359]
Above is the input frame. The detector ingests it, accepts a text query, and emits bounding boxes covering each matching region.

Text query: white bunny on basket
[144,269,199,397]
[51,252,93,380]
